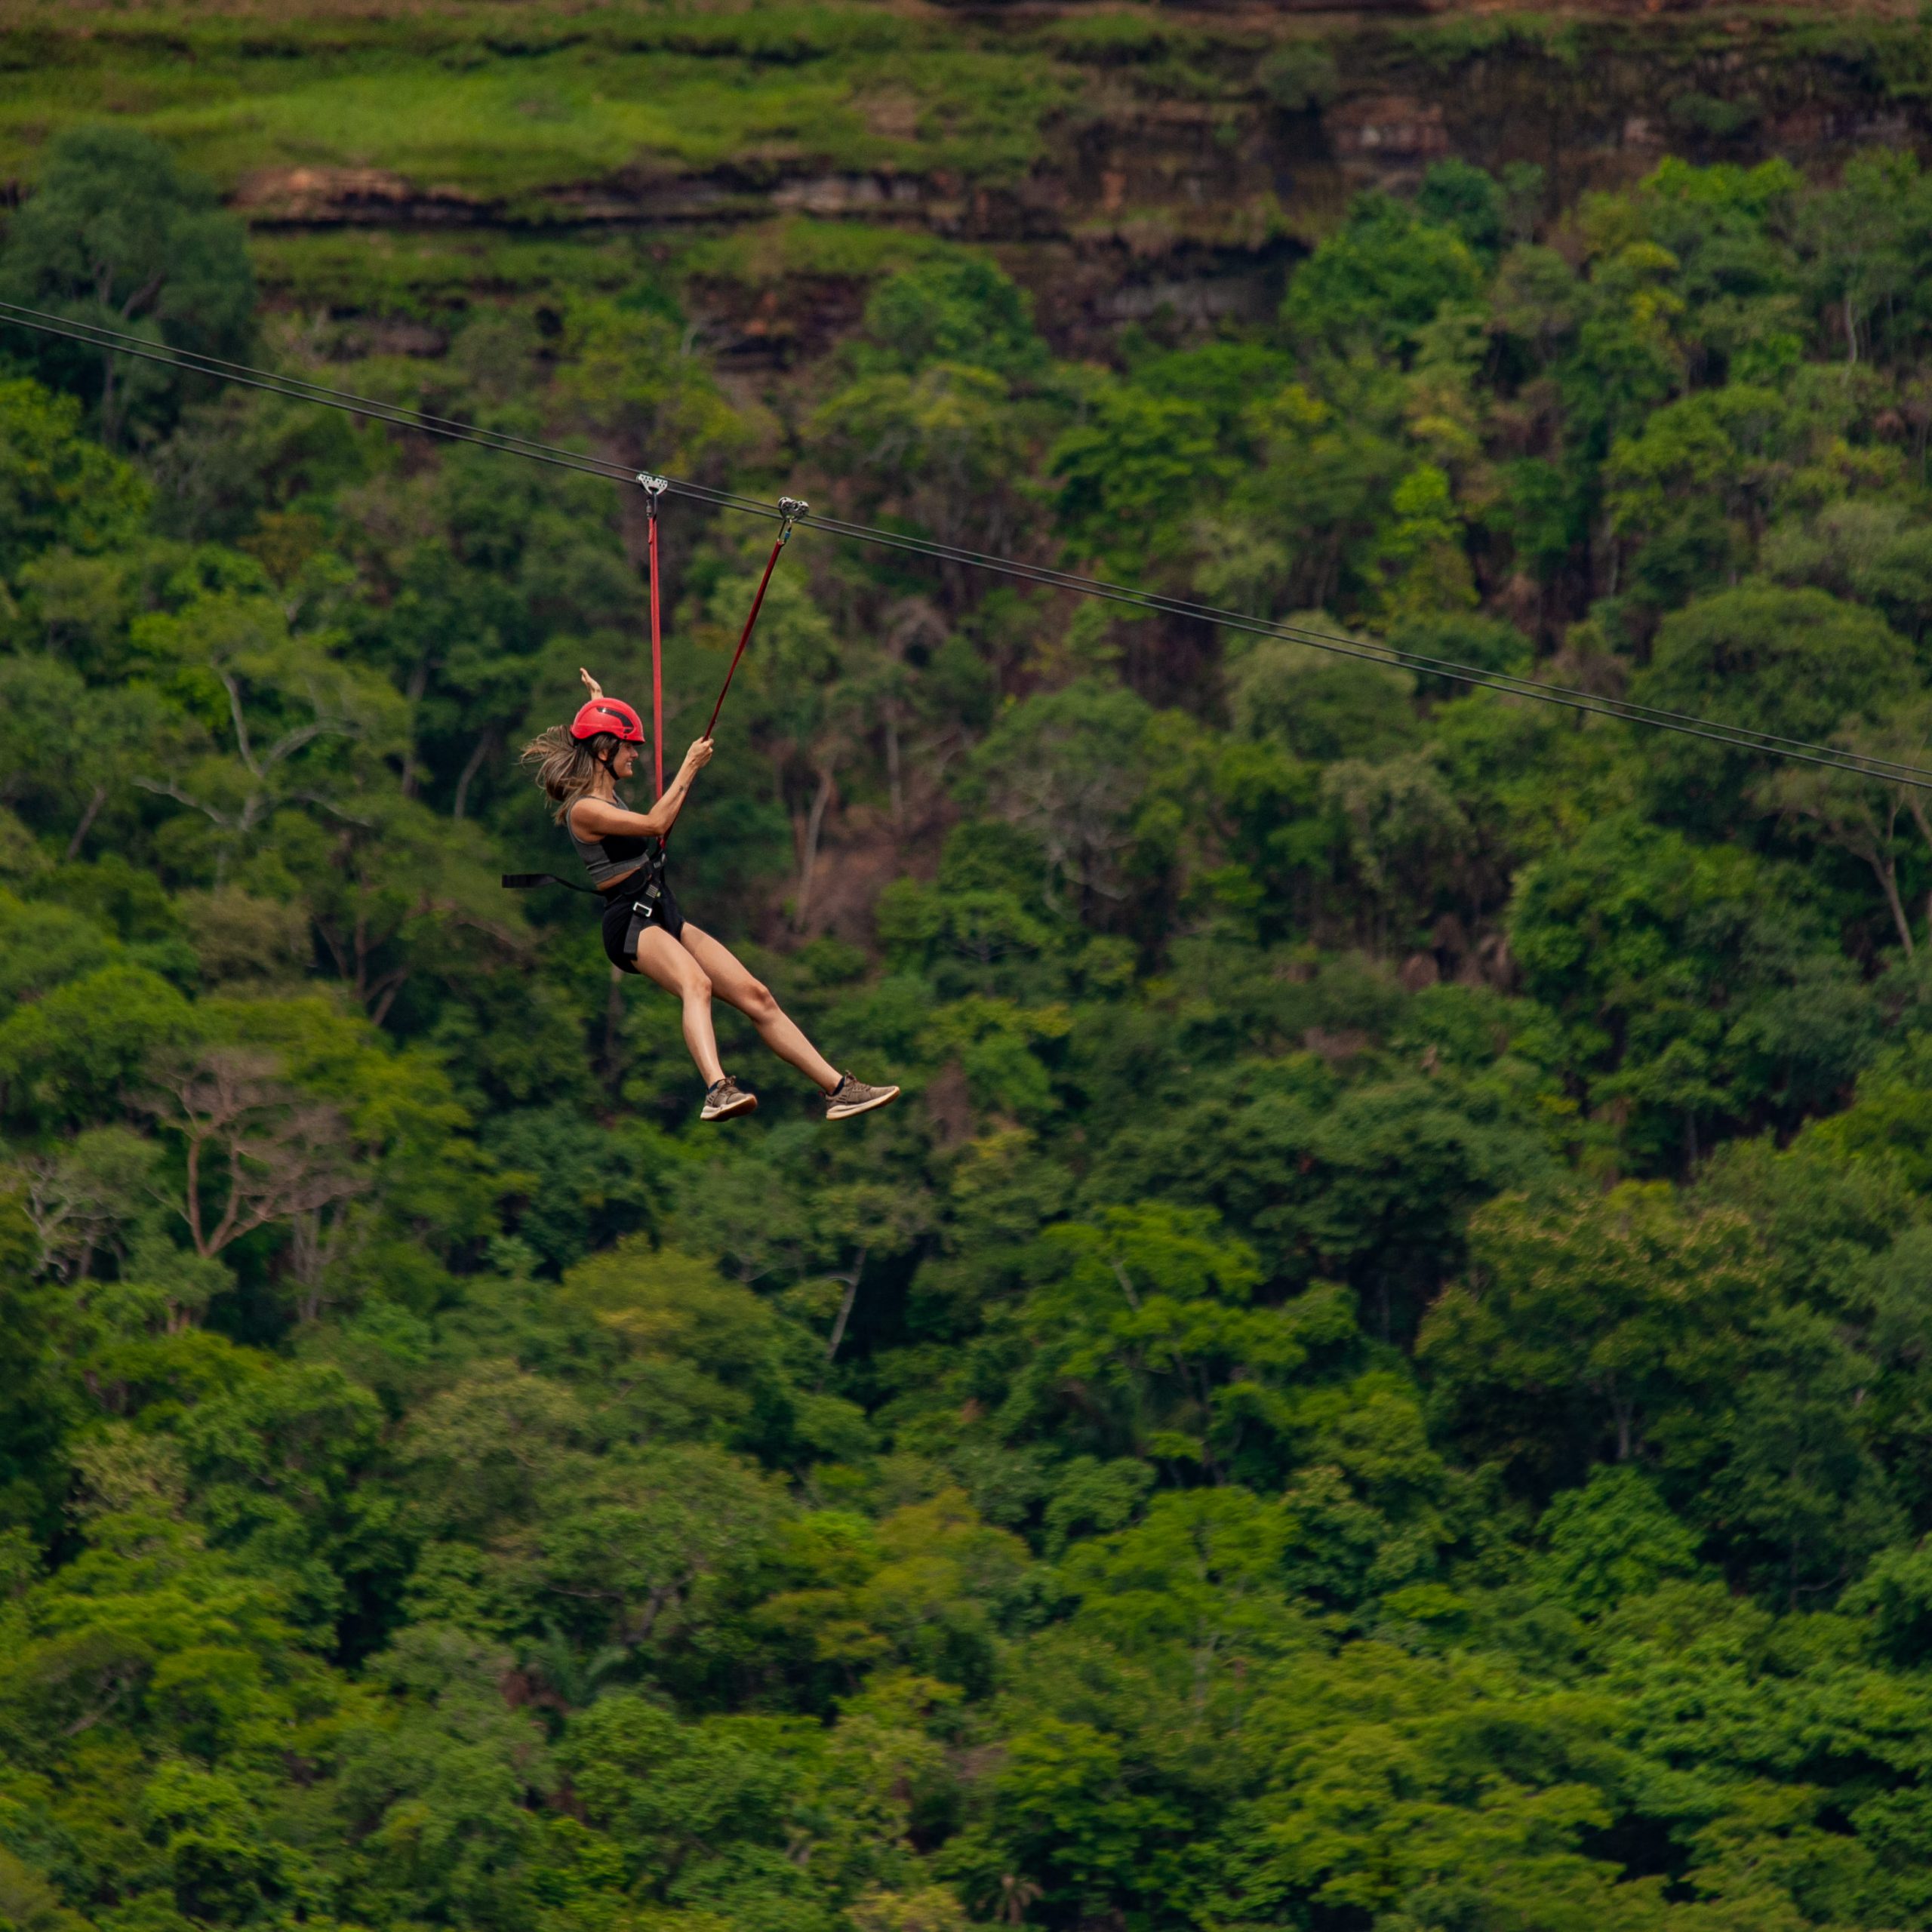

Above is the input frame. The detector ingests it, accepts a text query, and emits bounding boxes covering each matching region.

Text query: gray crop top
[567,797,656,891]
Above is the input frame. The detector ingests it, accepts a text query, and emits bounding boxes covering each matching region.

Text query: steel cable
[8,298,1932,789]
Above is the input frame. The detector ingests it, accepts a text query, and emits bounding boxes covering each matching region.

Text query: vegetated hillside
[17,6,1932,1931]
[8,0,1932,365]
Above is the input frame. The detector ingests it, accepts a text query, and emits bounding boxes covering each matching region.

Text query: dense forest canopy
[17,20,1932,1930]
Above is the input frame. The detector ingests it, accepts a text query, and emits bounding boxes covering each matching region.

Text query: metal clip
[636,472,669,517]
[777,495,809,543]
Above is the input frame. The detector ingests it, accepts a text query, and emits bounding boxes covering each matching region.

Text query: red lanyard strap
[638,472,669,800]
[703,497,808,742]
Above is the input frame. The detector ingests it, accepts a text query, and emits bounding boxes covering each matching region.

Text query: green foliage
[1258,40,1337,114]
[1534,1463,1704,1613]
[1636,583,1914,817]
[0,379,149,573]
[0,125,254,446]
[1511,813,1883,1164]
[1282,192,1485,364]
[0,12,1077,201]
[1423,1183,1767,1485]
[6,76,1932,1932]
[860,258,1047,383]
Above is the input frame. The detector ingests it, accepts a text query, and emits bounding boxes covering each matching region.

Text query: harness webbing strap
[703,497,808,743]
[501,872,605,897]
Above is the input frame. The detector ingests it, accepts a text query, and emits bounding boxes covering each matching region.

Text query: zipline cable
[678,477,1932,787]
[9,299,1932,791]
[11,298,1920,786]
[0,300,640,488]
[15,297,1922,784]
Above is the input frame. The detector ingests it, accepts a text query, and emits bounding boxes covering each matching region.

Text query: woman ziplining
[509,490,895,1122]
[518,669,900,1124]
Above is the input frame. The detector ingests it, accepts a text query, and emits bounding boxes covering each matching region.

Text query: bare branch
[135,1048,366,1262]
[257,722,332,774]
[131,775,235,829]
[287,791,378,829]
[219,672,261,778]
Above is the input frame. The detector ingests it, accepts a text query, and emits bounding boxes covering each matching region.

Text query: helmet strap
[591,735,626,793]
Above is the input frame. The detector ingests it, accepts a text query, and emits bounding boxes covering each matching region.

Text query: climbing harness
[601,862,684,968]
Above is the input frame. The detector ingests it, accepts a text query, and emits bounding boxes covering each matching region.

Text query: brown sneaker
[701,1076,758,1121]
[825,1073,900,1121]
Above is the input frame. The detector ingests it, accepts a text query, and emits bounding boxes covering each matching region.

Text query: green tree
[1051,381,1233,575]
[1282,192,1485,365]
[1633,582,1914,827]
[1510,813,1878,1165]
[814,361,1035,561]
[861,257,1047,382]
[0,125,254,445]
[0,375,149,577]
[1420,1183,1767,1490]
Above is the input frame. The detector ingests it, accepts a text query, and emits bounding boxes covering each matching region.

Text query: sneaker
[826,1073,900,1121]
[701,1076,758,1121]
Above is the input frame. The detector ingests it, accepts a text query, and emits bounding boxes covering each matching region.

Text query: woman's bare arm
[571,739,712,841]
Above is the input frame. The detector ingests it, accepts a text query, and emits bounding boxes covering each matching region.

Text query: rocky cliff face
[206,5,1932,356]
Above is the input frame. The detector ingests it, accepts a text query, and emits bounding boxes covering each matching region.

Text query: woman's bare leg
[631,926,727,1087]
[679,922,840,1092]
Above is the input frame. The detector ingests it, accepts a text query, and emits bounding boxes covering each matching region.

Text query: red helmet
[570,697,645,743]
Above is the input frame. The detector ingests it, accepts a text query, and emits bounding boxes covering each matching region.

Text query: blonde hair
[519,725,624,824]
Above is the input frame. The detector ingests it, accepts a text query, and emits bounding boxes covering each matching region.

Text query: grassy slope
[7,2,1924,198]
[0,7,1075,195]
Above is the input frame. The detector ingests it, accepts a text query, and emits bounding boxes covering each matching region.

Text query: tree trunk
[368,969,410,1028]
[1609,1383,1635,1463]
[1873,850,1914,958]
[822,1249,867,1380]
[183,1132,208,1257]
[66,784,109,861]
[399,661,430,799]
[793,768,835,932]
[453,730,494,820]
[604,965,626,1101]
[98,351,120,449]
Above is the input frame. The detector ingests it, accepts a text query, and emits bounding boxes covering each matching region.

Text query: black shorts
[600,873,685,971]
